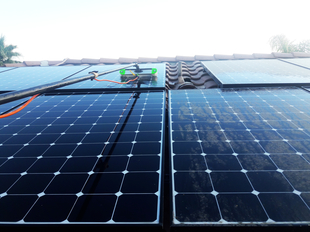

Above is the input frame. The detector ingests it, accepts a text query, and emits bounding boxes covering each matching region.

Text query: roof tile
[214,54,235,60]
[272,52,294,58]
[138,57,159,63]
[23,61,41,66]
[195,55,214,61]
[176,56,195,61]
[99,58,119,64]
[118,57,138,63]
[292,52,310,58]
[233,54,254,59]
[81,58,100,64]
[48,60,63,65]
[157,56,176,62]
[65,59,82,64]
[252,53,275,59]
[4,63,26,67]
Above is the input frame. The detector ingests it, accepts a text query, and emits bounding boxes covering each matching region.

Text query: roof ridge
[2,52,310,67]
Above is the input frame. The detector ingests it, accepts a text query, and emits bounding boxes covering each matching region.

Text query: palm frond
[0,35,21,65]
[269,34,310,53]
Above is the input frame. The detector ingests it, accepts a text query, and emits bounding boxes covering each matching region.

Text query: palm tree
[269,34,310,53]
[0,35,21,66]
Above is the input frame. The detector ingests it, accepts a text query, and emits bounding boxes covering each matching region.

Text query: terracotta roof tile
[204,80,217,88]
[118,57,138,63]
[99,58,119,64]
[195,55,214,61]
[292,52,310,58]
[165,61,217,90]
[253,53,275,59]
[214,54,235,60]
[48,60,63,65]
[138,57,159,63]
[176,56,195,61]
[157,57,176,62]
[65,59,82,64]
[191,76,213,86]
[4,63,26,67]
[6,52,309,68]
[233,54,254,59]
[81,58,100,64]
[23,61,41,66]
[272,52,294,58]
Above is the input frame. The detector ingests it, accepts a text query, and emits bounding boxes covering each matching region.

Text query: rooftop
[1,53,310,231]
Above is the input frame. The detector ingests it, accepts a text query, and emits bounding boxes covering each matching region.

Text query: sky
[1,0,310,62]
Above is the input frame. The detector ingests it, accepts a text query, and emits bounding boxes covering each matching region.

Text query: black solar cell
[170,87,310,225]
[0,90,165,225]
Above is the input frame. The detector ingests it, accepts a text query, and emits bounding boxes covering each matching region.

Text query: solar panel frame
[201,59,310,88]
[0,90,166,228]
[169,87,310,228]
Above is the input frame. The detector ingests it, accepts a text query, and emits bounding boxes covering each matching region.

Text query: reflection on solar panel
[202,59,310,87]
[60,63,166,90]
[169,87,310,225]
[280,58,310,70]
[0,66,90,91]
[0,91,164,226]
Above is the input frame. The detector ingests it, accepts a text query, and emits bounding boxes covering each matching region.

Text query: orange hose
[0,94,39,119]
[94,76,138,84]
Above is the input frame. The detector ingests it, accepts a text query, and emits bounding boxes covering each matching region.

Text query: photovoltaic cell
[202,59,310,87]
[0,90,165,225]
[169,87,310,225]
[0,66,90,91]
[59,63,166,90]
[280,58,310,70]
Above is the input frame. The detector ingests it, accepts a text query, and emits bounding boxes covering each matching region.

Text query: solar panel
[280,58,310,70]
[0,67,15,73]
[202,59,310,87]
[0,90,165,226]
[0,98,29,114]
[169,87,310,226]
[59,63,166,90]
[0,66,90,91]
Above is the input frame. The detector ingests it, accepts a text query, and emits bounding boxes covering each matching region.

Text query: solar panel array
[202,59,310,87]
[0,91,165,224]
[169,87,310,225]
[3,59,310,230]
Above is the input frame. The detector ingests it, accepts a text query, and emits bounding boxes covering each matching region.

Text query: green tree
[0,35,21,66]
[269,34,310,53]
